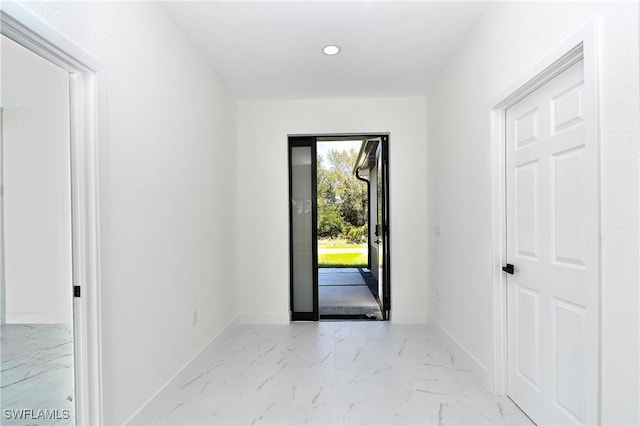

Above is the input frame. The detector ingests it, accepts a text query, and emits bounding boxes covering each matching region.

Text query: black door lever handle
[502,264,514,275]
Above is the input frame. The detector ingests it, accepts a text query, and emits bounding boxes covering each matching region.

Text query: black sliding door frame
[380,135,391,320]
[288,136,318,321]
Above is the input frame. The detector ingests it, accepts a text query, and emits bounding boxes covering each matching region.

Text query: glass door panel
[288,138,317,320]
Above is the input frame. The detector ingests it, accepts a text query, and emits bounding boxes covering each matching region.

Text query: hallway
[3,2,638,424]
[152,322,532,425]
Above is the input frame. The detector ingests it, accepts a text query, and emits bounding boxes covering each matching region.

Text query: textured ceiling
[162,1,490,100]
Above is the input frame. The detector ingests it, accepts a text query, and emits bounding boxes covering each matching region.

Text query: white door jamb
[0,2,106,424]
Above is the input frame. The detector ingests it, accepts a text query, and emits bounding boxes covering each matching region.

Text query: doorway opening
[288,134,390,322]
[0,2,105,423]
[1,33,76,423]
[317,138,377,320]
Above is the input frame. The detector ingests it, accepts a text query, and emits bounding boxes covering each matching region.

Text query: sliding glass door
[377,137,390,320]
[288,137,318,320]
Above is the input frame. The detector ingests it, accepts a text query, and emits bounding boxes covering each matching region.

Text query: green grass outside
[318,252,367,268]
[318,244,366,249]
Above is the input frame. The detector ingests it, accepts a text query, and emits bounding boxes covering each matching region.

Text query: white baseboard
[391,311,428,324]
[124,315,240,425]
[429,317,487,386]
[240,312,290,324]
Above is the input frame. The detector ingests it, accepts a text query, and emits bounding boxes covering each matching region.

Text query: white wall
[20,2,239,424]
[1,35,72,324]
[426,2,639,424]
[237,97,428,324]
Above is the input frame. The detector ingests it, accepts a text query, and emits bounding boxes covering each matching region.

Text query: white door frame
[488,20,600,422]
[0,2,105,424]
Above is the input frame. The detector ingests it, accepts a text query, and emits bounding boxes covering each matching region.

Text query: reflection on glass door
[371,138,390,320]
[378,137,390,319]
[376,144,384,308]
[288,137,318,320]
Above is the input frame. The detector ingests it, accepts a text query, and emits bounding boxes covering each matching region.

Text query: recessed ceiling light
[322,45,340,56]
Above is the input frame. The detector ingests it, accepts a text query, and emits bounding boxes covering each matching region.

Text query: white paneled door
[505,59,598,425]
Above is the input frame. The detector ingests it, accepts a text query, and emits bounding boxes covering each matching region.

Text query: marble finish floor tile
[1,324,75,425]
[152,322,533,425]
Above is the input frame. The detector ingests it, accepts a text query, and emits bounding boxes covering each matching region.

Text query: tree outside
[317,143,368,268]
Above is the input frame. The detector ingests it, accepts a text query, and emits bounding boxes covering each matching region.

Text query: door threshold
[319,314,379,321]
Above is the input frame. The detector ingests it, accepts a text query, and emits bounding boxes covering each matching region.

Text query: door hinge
[74,285,81,298]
